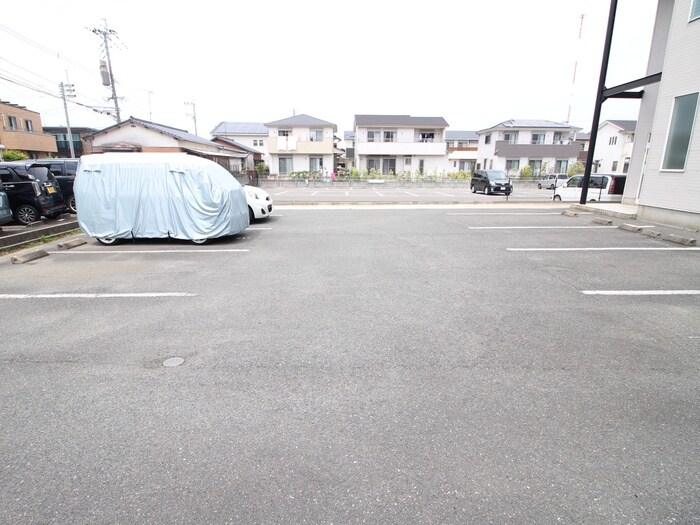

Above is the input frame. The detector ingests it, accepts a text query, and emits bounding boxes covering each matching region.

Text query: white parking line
[404,191,420,196]
[247,227,272,230]
[448,212,566,216]
[471,226,618,230]
[49,249,250,254]
[434,191,455,196]
[374,191,384,196]
[582,290,700,296]
[0,293,197,299]
[508,247,700,251]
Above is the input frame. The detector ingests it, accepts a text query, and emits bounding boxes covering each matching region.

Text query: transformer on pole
[91,19,122,123]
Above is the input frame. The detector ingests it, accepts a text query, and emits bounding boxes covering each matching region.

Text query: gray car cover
[75,153,249,241]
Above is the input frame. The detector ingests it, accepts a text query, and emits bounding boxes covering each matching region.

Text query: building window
[531,133,545,145]
[7,115,18,130]
[310,129,323,142]
[309,157,323,171]
[258,140,264,147]
[279,129,291,137]
[555,160,568,173]
[253,140,258,146]
[404,156,412,167]
[367,158,380,171]
[626,133,635,143]
[504,132,517,144]
[662,92,698,170]
[529,159,543,175]
[25,119,34,132]
[484,134,491,145]
[609,136,617,146]
[418,130,435,143]
[612,161,619,171]
[367,130,379,142]
[691,0,700,21]
[505,159,520,171]
[383,130,396,143]
[553,132,563,143]
[279,156,293,174]
[458,141,466,147]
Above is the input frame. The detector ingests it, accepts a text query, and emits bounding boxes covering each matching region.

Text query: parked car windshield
[486,171,509,181]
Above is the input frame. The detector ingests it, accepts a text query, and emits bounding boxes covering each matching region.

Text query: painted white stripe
[404,191,420,196]
[374,191,384,196]
[448,212,566,216]
[508,247,700,252]
[49,249,250,254]
[470,226,617,230]
[274,190,289,195]
[0,293,197,299]
[582,290,700,296]
[311,191,319,196]
[434,191,455,196]
[247,227,272,230]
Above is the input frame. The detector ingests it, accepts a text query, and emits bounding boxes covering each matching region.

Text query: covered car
[75,153,249,244]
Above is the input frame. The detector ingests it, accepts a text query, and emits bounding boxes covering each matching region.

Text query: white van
[553,174,627,202]
[75,153,249,245]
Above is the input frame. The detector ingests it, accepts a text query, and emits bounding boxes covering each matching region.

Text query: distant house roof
[601,120,637,132]
[211,136,261,154]
[446,130,478,140]
[210,122,268,135]
[89,116,219,147]
[264,113,337,131]
[344,131,355,140]
[575,132,591,141]
[478,119,582,133]
[354,114,449,127]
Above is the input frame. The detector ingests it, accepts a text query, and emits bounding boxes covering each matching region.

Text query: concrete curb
[57,238,87,250]
[593,217,613,225]
[11,249,49,264]
[619,223,642,233]
[663,233,697,246]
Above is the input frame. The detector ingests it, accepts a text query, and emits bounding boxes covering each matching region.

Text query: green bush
[520,165,532,178]
[2,149,28,161]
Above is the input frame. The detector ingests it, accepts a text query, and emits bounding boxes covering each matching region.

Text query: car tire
[15,205,39,225]
[553,195,562,201]
[538,184,542,189]
[470,185,476,193]
[248,206,255,223]
[67,195,77,214]
[97,237,120,245]
[192,238,208,245]
[505,192,512,196]
[484,186,491,195]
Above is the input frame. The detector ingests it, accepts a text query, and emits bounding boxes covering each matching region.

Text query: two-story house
[622,0,699,229]
[353,115,449,177]
[0,100,58,158]
[476,119,582,177]
[264,114,338,177]
[446,130,478,173]
[210,122,270,165]
[594,120,636,173]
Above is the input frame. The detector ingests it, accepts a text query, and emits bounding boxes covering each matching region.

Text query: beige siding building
[0,100,57,158]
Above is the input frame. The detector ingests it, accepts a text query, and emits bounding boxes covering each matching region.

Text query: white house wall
[636,0,700,224]
[92,126,180,148]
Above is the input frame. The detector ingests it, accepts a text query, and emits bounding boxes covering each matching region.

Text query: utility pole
[91,19,121,123]
[185,101,198,136]
[59,81,76,158]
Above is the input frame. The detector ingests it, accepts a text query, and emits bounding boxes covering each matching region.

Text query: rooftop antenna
[566,14,585,123]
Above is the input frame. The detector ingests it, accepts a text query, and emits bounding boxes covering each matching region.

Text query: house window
[383,130,396,143]
[504,132,517,144]
[7,116,18,130]
[404,156,412,167]
[612,161,619,171]
[310,129,323,142]
[253,140,258,146]
[484,134,491,145]
[609,136,617,146]
[529,159,543,175]
[662,92,698,170]
[505,159,519,171]
[25,119,33,132]
[555,160,568,173]
[367,130,380,142]
[531,133,545,145]
[553,132,563,143]
[279,129,291,137]
[418,130,435,143]
[626,133,635,143]
[382,158,396,174]
[458,141,466,147]
[309,157,323,171]
[258,139,264,147]
[691,0,700,21]
[367,158,380,171]
[279,156,293,174]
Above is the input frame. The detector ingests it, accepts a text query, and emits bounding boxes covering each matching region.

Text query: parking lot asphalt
[1,206,699,524]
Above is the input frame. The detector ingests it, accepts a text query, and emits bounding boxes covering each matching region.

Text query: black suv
[470,169,513,195]
[31,159,79,213]
[0,162,66,224]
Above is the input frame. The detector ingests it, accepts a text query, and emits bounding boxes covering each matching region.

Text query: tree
[520,165,532,178]
[567,162,585,176]
[2,149,28,161]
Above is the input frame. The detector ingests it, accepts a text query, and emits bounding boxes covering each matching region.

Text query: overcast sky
[0,0,658,139]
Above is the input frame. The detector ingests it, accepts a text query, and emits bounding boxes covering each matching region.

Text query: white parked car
[553,174,627,202]
[537,173,568,189]
[244,185,273,221]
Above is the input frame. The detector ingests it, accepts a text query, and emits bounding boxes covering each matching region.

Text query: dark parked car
[470,169,513,195]
[0,162,66,224]
[0,181,13,226]
[31,159,79,213]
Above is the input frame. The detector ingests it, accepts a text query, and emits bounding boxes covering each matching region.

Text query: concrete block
[562,210,578,217]
[57,238,87,250]
[593,217,613,226]
[619,223,642,233]
[640,229,661,238]
[11,249,49,264]
[663,233,697,246]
